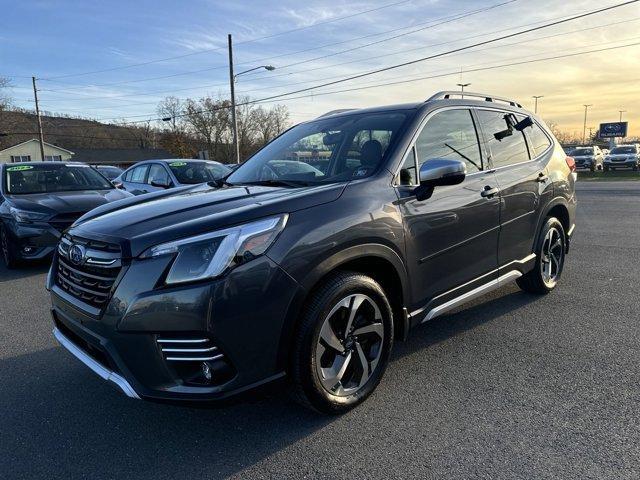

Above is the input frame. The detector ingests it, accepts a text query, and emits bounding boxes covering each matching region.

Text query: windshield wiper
[240,179,310,188]
[207,178,234,188]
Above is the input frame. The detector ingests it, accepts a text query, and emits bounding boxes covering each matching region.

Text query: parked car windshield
[610,146,635,154]
[227,111,409,185]
[167,161,231,184]
[570,148,593,156]
[96,166,123,180]
[4,164,113,195]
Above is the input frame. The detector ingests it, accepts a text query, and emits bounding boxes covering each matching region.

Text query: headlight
[140,215,288,284]
[9,207,50,223]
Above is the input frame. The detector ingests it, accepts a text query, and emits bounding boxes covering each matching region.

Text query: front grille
[55,234,122,309]
[49,212,84,233]
[156,337,224,362]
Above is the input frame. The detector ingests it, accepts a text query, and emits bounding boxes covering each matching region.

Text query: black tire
[590,164,595,172]
[517,217,566,295]
[604,166,610,172]
[290,271,394,414]
[633,165,639,171]
[0,223,20,269]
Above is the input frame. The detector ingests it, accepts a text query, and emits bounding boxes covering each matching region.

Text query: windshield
[227,111,409,185]
[4,164,113,195]
[610,146,635,154]
[168,161,231,184]
[570,148,593,156]
[97,167,122,180]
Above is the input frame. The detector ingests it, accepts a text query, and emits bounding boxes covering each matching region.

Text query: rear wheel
[0,223,20,269]
[290,272,394,414]
[517,217,566,294]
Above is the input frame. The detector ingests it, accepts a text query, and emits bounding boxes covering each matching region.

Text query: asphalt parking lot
[1,181,639,480]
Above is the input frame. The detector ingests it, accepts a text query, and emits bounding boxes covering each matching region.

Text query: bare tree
[183,96,231,161]
[253,105,290,146]
[0,77,11,111]
[157,96,185,134]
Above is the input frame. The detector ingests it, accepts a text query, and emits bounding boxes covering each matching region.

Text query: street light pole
[227,34,275,164]
[457,83,471,98]
[32,76,46,161]
[532,95,543,114]
[619,110,626,122]
[582,104,592,145]
[227,34,240,164]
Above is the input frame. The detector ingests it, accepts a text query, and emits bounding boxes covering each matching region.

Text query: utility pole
[228,34,240,164]
[457,83,471,98]
[582,104,592,145]
[32,76,46,161]
[619,110,626,122]
[532,95,543,114]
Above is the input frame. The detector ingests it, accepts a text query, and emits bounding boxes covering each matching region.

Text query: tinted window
[147,164,170,185]
[130,165,149,183]
[97,167,122,180]
[477,110,529,167]
[526,122,552,157]
[415,109,483,173]
[610,146,636,154]
[5,164,113,194]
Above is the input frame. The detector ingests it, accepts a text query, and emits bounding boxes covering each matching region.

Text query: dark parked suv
[48,92,577,413]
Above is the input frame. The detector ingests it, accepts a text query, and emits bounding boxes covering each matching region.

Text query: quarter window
[526,122,552,157]
[398,148,418,186]
[476,110,529,168]
[414,109,483,174]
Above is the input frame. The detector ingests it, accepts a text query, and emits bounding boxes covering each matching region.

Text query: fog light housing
[201,362,212,382]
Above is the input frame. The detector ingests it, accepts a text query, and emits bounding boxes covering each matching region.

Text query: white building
[0,139,74,163]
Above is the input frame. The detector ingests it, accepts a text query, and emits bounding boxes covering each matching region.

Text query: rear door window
[130,165,149,183]
[476,110,530,167]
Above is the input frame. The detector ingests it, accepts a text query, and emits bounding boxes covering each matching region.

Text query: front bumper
[5,220,61,260]
[604,160,637,169]
[50,254,303,402]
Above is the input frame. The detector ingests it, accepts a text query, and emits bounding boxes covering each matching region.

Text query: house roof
[70,148,174,164]
[0,138,75,155]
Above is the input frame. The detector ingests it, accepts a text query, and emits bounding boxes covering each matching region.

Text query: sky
[1,0,639,137]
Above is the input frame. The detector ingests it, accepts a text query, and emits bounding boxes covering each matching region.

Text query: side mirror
[414,159,466,201]
[150,180,171,189]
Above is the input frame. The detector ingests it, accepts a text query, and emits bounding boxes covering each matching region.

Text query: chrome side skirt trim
[422,270,522,323]
[410,253,536,319]
[567,224,575,237]
[53,327,140,399]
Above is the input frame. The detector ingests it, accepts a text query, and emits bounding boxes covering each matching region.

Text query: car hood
[70,182,346,257]
[6,189,132,216]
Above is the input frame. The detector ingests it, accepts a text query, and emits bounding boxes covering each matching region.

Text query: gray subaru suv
[48,91,577,413]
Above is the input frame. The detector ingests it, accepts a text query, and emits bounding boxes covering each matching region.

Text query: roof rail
[317,108,356,118]
[426,91,523,108]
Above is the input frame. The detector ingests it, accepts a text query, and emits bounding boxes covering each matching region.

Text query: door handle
[481,186,500,198]
[536,172,549,182]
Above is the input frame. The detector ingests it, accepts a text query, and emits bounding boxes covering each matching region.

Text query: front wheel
[290,272,394,414]
[517,217,566,294]
[0,223,20,269]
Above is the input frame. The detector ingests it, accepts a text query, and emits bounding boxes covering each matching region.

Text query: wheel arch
[275,244,411,372]
[535,196,571,251]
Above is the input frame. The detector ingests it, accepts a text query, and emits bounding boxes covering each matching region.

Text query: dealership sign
[599,122,628,138]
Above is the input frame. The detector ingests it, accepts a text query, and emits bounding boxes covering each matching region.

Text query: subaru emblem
[68,244,86,266]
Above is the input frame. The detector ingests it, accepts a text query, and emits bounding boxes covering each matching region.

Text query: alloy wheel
[315,294,384,397]
[540,227,564,287]
[1,227,9,265]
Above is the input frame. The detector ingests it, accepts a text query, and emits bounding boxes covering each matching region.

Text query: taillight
[565,156,576,172]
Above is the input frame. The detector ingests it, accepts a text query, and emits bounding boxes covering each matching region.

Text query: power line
[39,0,518,92]
[130,0,637,124]
[31,0,640,126]
[40,0,415,80]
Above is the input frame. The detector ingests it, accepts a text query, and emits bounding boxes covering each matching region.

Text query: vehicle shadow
[0,260,50,283]
[0,285,540,479]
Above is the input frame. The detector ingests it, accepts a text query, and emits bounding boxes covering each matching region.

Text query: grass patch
[577,171,640,181]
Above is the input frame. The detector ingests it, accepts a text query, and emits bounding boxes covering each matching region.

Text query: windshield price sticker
[7,165,34,172]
